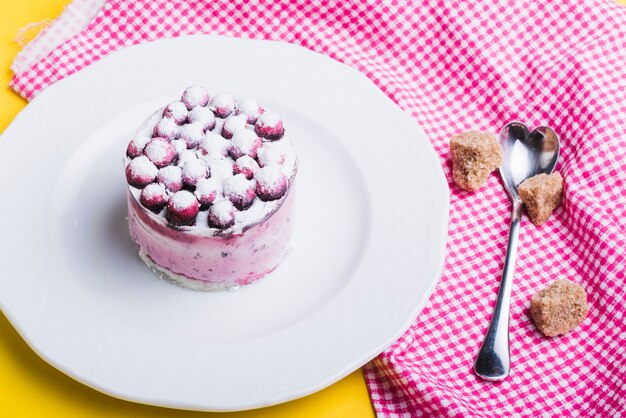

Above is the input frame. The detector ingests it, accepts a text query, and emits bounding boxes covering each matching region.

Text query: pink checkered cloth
[11,0,626,416]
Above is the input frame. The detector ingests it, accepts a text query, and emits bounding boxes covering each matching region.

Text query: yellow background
[4,0,624,416]
[0,1,374,416]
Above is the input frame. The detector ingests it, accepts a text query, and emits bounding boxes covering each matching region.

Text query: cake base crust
[137,241,293,292]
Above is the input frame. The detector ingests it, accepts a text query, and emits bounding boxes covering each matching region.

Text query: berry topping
[140,183,168,212]
[127,88,297,231]
[171,139,187,155]
[197,132,229,159]
[208,199,235,229]
[232,155,260,180]
[221,115,247,139]
[153,117,179,140]
[194,178,220,209]
[235,99,261,124]
[187,106,216,130]
[254,165,288,201]
[163,101,188,125]
[166,190,199,226]
[223,174,256,210]
[178,121,205,149]
[257,142,286,167]
[181,159,209,187]
[206,158,234,180]
[126,135,151,158]
[210,93,235,118]
[181,86,209,110]
[228,129,262,160]
[126,156,158,188]
[157,165,183,192]
[144,137,176,168]
[255,112,284,141]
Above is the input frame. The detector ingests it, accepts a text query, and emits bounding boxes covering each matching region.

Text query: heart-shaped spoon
[474,122,560,381]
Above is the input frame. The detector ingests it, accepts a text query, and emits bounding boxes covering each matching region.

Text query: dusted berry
[126,156,158,188]
[126,135,151,158]
[157,165,183,192]
[257,142,286,167]
[194,178,220,209]
[197,132,229,159]
[233,155,259,180]
[208,199,235,229]
[144,137,176,168]
[255,112,284,141]
[210,93,235,118]
[254,165,288,201]
[140,183,168,212]
[166,190,199,226]
[181,86,209,110]
[163,101,188,124]
[228,129,262,160]
[223,174,256,210]
[235,98,261,124]
[153,117,179,140]
[221,115,247,139]
[181,159,209,187]
[187,106,216,130]
[178,121,205,149]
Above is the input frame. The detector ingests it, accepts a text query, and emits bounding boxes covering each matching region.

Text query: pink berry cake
[125,86,297,291]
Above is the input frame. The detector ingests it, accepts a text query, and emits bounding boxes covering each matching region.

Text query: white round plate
[0,35,448,411]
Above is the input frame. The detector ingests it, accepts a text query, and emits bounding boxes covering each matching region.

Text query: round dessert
[125,86,297,291]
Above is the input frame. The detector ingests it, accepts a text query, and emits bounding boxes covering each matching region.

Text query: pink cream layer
[128,189,295,287]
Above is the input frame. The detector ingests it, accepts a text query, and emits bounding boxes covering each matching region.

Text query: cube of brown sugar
[450,131,502,191]
[530,279,588,337]
[518,172,564,226]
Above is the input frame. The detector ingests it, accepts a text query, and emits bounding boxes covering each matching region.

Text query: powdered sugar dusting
[223,173,255,195]
[235,98,260,123]
[171,190,198,210]
[153,117,179,138]
[257,112,281,127]
[209,199,235,223]
[206,158,234,180]
[198,132,229,159]
[187,106,215,130]
[182,159,208,180]
[211,93,235,111]
[181,86,209,109]
[222,114,247,136]
[142,182,166,199]
[163,100,188,123]
[171,139,187,154]
[178,121,205,147]
[144,138,172,163]
[126,87,297,235]
[128,155,158,178]
[195,177,221,197]
[255,165,284,188]
[230,129,260,156]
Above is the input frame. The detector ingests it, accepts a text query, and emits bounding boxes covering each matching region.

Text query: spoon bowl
[474,122,560,381]
[499,122,560,201]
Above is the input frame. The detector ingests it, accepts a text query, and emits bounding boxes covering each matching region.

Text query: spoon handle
[474,200,523,381]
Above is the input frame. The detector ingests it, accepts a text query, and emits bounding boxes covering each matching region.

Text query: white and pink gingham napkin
[10,1,626,416]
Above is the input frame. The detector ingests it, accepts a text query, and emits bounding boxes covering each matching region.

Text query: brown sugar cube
[530,279,588,337]
[518,172,564,226]
[450,131,502,191]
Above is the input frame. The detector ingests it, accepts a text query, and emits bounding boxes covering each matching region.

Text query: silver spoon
[473,122,560,381]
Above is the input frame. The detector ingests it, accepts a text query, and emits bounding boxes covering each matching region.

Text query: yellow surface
[0,1,375,417]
